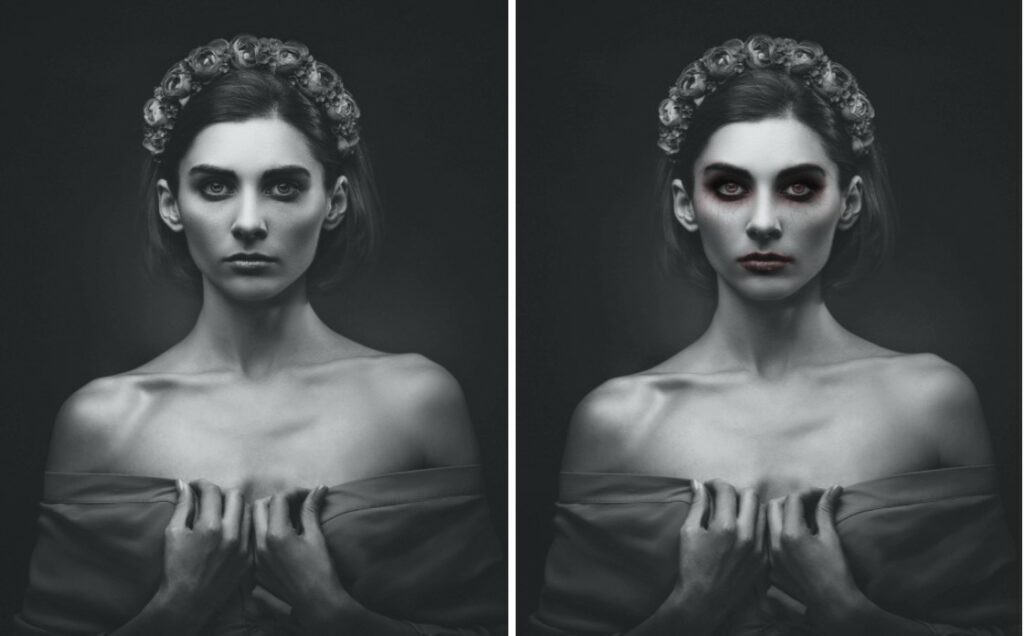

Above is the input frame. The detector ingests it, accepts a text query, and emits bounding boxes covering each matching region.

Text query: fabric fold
[15,465,506,636]
[531,465,1017,636]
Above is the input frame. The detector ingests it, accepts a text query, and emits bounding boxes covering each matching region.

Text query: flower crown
[658,35,875,158]
[142,34,360,159]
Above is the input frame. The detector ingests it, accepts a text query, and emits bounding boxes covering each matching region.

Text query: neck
[698,276,844,378]
[184,277,332,378]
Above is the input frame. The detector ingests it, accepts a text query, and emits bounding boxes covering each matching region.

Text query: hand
[672,480,768,625]
[157,480,252,623]
[253,486,352,631]
[767,486,866,623]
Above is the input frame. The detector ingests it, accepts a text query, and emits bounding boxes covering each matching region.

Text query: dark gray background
[517,0,1020,626]
[0,0,507,620]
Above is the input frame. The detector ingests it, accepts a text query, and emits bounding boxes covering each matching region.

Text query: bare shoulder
[867,353,993,466]
[355,353,479,466]
[46,374,147,472]
[562,374,665,473]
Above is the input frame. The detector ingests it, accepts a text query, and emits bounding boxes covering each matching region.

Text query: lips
[224,253,276,263]
[737,252,793,273]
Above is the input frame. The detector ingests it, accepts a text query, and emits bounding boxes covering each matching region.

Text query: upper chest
[105,372,421,494]
[630,373,936,496]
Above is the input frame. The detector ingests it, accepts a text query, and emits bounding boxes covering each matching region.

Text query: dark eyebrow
[261,165,312,181]
[702,162,826,182]
[185,164,312,181]
[187,164,236,179]
[703,162,751,180]
[775,164,826,181]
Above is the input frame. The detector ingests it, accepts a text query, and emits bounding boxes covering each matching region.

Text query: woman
[531,35,1015,635]
[15,35,505,635]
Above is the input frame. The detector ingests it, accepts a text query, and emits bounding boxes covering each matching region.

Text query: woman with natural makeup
[532,35,1014,636]
[16,35,504,636]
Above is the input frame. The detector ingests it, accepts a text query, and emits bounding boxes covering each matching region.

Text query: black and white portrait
[3,1,507,633]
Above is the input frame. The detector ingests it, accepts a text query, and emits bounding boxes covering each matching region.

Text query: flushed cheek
[693,213,745,269]
[795,217,841,271]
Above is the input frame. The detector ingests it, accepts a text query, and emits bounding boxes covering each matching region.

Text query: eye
[200,180,232,198]
[712,180,748,200]
[268,181,300,199]
[781,181,819,201]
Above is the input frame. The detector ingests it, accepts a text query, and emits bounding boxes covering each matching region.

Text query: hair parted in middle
[141,38,380,294]
[659,38,895,292]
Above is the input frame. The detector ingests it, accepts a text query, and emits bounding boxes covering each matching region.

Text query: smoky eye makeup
[775,166,826,201]
[702,164,752,200]
[700,162,829,202]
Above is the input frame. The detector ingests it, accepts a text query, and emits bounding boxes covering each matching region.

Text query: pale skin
[46,117,481,635]
[563,116,996,635]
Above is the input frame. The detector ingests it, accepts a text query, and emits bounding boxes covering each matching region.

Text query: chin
[209,276,299,304]
[724,275,814,303]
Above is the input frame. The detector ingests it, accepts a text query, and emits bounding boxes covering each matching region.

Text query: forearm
[296,593,502,636]
[812,593,1003,636]
[108,585,209,636]
[622,584,728,636]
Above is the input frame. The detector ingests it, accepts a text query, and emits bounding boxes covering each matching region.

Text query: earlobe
[323,175,349,231]
[672,179,699,233]
[838,176,863,231]
[156,179,184,232]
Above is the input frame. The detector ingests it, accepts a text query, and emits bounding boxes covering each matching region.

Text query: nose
[230,190,268,241]
[745,192,782,242]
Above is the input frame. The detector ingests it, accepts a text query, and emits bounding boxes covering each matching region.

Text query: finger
[755,502,767,554]
[300,485,327,535]
[767,497,783,552]
[736,488,758,542]
[253,497,269,553]
[194,480,224,526]
[221,489,243,543]
[815,485,843,537]
[783,492,808,537]
[240,502,253,554]
[168,479,194,529]
[268,493,294,537]
[709,479,737,528]
[683,480,707,530]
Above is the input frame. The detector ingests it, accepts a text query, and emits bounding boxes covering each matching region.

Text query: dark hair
[142,68,380,293]
[660,69,895,291]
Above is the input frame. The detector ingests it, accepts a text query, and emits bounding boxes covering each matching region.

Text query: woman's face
[157,117,346,303]
[674,116,861,302]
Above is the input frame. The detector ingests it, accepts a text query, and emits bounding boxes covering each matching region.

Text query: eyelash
[709,180,820,202]
[197,180,303,200]
[200,180,233,198]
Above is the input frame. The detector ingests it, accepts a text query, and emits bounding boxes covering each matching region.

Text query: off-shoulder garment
[531,465,1016,635]
[15,465,506,635]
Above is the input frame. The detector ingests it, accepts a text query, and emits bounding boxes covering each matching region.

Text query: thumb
[683,480,708,530]
[815,485,842,536]
[300,485,327,533]
[169,479,194,529]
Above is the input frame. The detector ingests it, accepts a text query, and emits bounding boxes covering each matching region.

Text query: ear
[671,178,699,233]
[156,179,184,233]
[323,175,349,231]
[837,175,863,231]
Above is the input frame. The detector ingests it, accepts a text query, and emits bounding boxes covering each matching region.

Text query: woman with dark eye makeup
[14,35,505,636]
[531,35,1015,636]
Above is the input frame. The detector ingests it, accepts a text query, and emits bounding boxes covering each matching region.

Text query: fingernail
[176,479,183,493]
